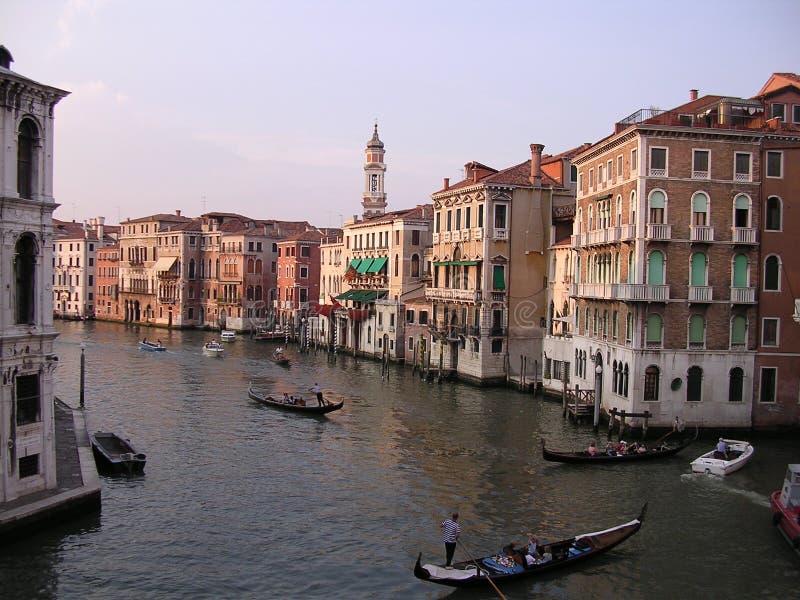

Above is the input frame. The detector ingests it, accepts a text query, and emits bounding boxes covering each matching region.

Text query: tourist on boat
[143,337,148,344]
[636,442,647,453]
[296,397,305,406]
[716,438,729,459]
[311,382,324,406]
[615,440,628,454]
[157,339,162,347]
[587,441,598,456]
[525,533,541,559]
[605,441,616,456]
[440,512,461,568]
[283,393,291,404]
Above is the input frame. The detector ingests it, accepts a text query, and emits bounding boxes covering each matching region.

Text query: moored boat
[542,429,697,464]
[203,341,224,356]
[253,327,284,341]
[139,339,166,352]
[690,438,753,476]
[248,385,343,414]
[90,431,146,475]
[413,504,646,589]
[770,464,800,553]
[221,330,236,342]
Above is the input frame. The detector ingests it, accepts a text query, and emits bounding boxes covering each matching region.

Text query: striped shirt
[441,518,461,543]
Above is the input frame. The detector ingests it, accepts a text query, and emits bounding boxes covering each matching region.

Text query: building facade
[0,46,69,502]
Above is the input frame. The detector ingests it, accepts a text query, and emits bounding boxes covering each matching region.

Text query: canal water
[1,320,798,599]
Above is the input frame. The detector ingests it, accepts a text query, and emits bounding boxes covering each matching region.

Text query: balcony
[734,171,751,182]
[489,327,505,337]
[690,226,714,242]
[472,228,484,241]
[451,231,462,242]
[442,232,451,242]
[570,233,584,247]
[688,286,713,302]
[493,228,508,241]
[425,287,481,303]
[649,168,666,177]
[646,223,672,240]
[730,286,755,303]
[692,170,709,179]
[732,227,756,244]
[615,283,670,302]
[490,291,506,302]
[432,233,440,243]
[571,283,614,299]
[620,224,636,240]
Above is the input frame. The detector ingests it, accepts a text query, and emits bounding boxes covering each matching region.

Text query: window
[455,208,462,230]
[794,104,800,124]
[691,193,708,226]
[15,234,36,324]
[765,196,782,231]
[589,168,594,188]
[762,318,779,346]
[301,246,310,258]
[729,368,744,402]
[647,251,664,285]
[646,314,662,346]
[16,374,40,425]
[411,254,420,278]
[492,265,505,290]
[598,164,604,184]
[626,313,633,343]
[734,153,751,181]
[766,151,783,178]
[770,103,786,122]
[491,339,503,353]
[446,210,452,231]
[731,315,747,347]
[688,315,705,348]
[686,366,703,402]
[418,311,428,325]
[412,229,420,245]
[759,367,777,403]
[648,191,665,224]
[494,204,507,229]
[571,164,578,183]
[732,254,749,288]
[644,365,660,402]
[764,255,781,291]
[478,204,484,228]
[692,150,709,178]
[19,454,39,478]
[17,119,37,199]
[649,147,667,176]
[734,194,750,228]
[631,148,638,171]
[300,266,308,279]
[406,309,414,324]
[690,252,707,287]
[617,155,623,180]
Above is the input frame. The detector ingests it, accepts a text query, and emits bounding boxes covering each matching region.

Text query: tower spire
[362,123,387,218]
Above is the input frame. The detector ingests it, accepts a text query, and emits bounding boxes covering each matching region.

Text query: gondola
[90,431,146,475]
[414,504,646,589]
[248,385,343,414]
[267,348,290,366]
[541,428,698,464]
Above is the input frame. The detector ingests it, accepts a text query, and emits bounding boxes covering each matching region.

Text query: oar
[457,539,507,600]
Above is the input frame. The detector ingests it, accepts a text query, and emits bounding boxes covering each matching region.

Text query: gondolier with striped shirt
[440,512,461,568]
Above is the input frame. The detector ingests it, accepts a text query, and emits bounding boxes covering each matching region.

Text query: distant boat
[267,347,290,366]
[139,340,166,352]
[90,432,146,475]
[248,385,343,414]
[203,341,224,356]
[541,428,697,464]
[221,330,237,342]
[690,438,754,476]
[253,327,284,341]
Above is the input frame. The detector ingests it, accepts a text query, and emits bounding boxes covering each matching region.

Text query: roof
[755,73,800,98]
[278,230,324,244]
[122,213,192,224]
[351,204,434,227]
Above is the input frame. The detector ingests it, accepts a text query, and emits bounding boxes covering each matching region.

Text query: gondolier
[311,382,324,406]
[440,512,461,568]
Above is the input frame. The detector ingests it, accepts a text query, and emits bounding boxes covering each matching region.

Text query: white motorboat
[221,330,237,342]
[203,341,225,356]
[690,438,753,476]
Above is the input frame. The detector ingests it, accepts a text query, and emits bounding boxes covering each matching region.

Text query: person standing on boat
[311,383,324,406]
[716,438,729,459]
[440,512,461,568]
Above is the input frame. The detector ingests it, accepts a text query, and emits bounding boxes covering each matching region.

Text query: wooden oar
[457,539,507,600]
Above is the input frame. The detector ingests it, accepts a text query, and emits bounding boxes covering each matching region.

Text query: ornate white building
[0,46,69,502]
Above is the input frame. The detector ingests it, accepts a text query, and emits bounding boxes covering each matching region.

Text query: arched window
[690,252,708,286]
[255,286,262,301]
[394,254,399,277]
[728,367,744,402]
[576,208,583,234]
[764,255,781,291]
[731,315,747,347]
[765,196,782,231]
[411,254,420,278]
[367,326,372,344]
[629,190,637,225]
[15,234,37,324]
[215,258,219,278]
[732,254,749,287]
[623,363,629,397]
[734,194,750,228]
[616,195,622,226]
[255,259,263,274]
[627,250,634,283]
[189,259,195,279]
[17,119,38,199]
[588,205,594,230]
[647,251,664,285]
[646,314,662,346]
[648,190,665,224]
[246,286,254,301]
[644,365,659,401]
[687,366,703,402]
[688,315,705,348]
[247,258,255,273]
[691,192,709,226]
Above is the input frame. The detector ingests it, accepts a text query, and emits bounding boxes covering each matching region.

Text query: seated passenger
[283,393,291,403]
[587,441,598,456]
[540,545,553,563]
[637,443,647,453]
[526,533,541,559]
[605,441,616,456]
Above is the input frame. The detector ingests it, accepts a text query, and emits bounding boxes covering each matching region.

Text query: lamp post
[79,342,86,408]
[594,361,603,432]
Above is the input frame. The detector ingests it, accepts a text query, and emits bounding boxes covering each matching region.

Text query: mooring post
[619,410,627,440]
[643,411,650,440]
[608,408,616,440]
[79,343,86,408]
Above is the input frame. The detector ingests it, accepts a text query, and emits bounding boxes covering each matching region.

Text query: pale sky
[2,0,798,228]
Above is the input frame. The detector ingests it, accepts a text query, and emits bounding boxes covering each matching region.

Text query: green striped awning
[367,256,388,273]
[357,258,374,274]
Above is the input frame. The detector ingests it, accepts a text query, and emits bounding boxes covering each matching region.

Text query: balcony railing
[490,291,506,302]
[688,286,713,302]
[451,231,461,242]
[734,171,751,182]
[489,327,505,337]
[615,283,670,302]
[442,232,451,242]
[571,283,614,299]
[690,226,714,242]
[692,170,709,179]
[649,168,666,177]
[620,224,636,240]
[732,227,756,244]
[493,228,508,240]
[432,233,440,243]
[425,287,481,303]
[730,286,755,303]
[646,223,672,240]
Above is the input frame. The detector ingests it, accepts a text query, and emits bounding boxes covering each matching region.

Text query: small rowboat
[203,341,224,357]
[690,439,753,476]
[542,429,697,464]
[139,340,166,352]
[414,504,646,589]
[90,432,146,475]
[248,385,343,415]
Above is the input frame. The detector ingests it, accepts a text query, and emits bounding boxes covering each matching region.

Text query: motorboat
[90,431,146,475]
[203,341,224,356]
[221,330,237,342]
[690,438,753,476]
[770,464,800,553]
[139,340,166,352]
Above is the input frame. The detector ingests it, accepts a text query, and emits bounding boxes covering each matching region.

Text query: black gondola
[413,504,646,589]
[90,431,146,475]
[541,428,697,463]
[248,385,343,414]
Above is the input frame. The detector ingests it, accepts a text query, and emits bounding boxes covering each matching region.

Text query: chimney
[443,177,450,190]
[175,209,181,217]
[690,89,698,101]
[97,216,105,241]
[472,170,479,183]
[719,99,732,126]
[530,143,545,186]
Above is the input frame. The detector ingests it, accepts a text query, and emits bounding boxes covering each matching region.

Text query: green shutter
[689,315,705,343]
[493,266,505,290]
[690,253,706,286]
[647,251,664,285]
[692,193,708,213]
[649,191,665,209]
[731,316,746,344]
[735,195,749,210]
[646,314,662,343]
[733,255,748,287]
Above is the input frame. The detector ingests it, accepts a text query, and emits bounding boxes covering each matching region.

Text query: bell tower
[362,123,387,218]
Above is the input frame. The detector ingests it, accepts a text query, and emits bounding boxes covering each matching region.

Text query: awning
[357,258,374,274]
[335,289,388,302]
[367,256,387,273]
[153,256,178,272]
[433,260,480,267]
[594,193,613,202]
[348,259,361,270]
